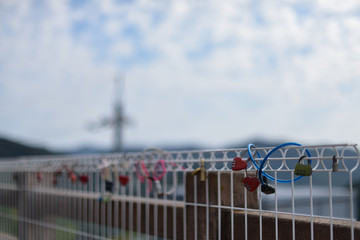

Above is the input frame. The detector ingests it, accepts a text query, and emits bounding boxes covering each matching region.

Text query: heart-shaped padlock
[232,157,247,171]
[119,176,129,186]
[243,176,260,192]
[79,175,89,184]
[294,156,312,176]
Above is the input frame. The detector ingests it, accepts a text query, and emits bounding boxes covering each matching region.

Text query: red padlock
[79,175,89,184]
[37,172,43,182]
[53,169,62,186]
[69,172,77,183]
[119,176,129,186]
[53,177,58,186]
[232,157,247,171]
[243,176,260,192]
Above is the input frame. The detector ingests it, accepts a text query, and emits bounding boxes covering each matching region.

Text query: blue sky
[1,0,360,150]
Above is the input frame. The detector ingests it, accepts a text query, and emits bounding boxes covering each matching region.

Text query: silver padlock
[332,155,338,172]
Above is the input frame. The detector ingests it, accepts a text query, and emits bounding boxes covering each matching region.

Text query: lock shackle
[298,155,311,164]
[254,142,312,185]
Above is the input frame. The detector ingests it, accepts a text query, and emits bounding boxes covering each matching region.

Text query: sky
[1,0,360,151]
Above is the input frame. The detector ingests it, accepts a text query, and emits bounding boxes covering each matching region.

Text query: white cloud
[1,0,360,150]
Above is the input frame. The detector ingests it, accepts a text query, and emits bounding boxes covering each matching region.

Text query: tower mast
[113,75,124,152]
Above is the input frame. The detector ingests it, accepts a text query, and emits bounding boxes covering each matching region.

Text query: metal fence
[0,143,360,240]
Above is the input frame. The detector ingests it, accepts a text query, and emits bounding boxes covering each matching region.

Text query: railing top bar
[169,143,357,154]
[0,143,357,164]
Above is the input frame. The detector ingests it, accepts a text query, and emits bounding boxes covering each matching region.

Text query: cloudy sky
[1,0,360,151]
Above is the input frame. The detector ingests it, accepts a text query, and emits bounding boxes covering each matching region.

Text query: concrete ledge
[224,210,360,240]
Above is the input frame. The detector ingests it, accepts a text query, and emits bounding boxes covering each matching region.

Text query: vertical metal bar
[137,176,141,240]
[69,165,74,238]
[310,174,314,240]
[145,176,149,240]
[275,172,278,240]
[258,182,262,240]
[107,176,112,239]
[329,172,333,240]
[95,170,100,238]
[6,172,9,236]
[129,166,134,240]
[244,178,248,240]
[194,175,197,240]
[154,179,158,240]
[121,172,128,239]
[164,174,168,239]
[46,169,50,240]
[89,165,94,238]
[231,171,234,240]
[1,173,4,235]
[101,175,106,238]
[218,171,221,240]
[291,171,295,240]
[114,167,119,240]
[38,170,41,239]
[206,170,209,240]
[2,173,4,235]
[349,172,354,240]
[77,169,81,239]
[83,169,88,240]
[19,171,22,238]
[10,171,12,236]
[121,168,126,240]
[173,171,177,240]
[183,169,187,240]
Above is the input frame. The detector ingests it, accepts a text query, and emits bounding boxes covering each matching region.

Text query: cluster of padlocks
[23,143,343,200]
[230,142,340,195]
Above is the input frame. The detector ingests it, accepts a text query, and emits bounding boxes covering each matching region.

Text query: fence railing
[0,143,360,240]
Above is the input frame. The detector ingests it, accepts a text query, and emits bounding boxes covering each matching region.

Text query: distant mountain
[226,138,289,149]
[0,137,53,158]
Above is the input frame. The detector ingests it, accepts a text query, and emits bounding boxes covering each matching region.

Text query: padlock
[260,176,275,194]
[154,160,166,180]
[192,158,206,182]
[99,195,111,203]
[332,155,338,172]
[200,158,206,182]
[118,175,129,186]
[79,175,89,184]
[232,157,247,171]
[53,169,62,185]
[37,172,43,182]
[149,177,163,195]
[13,173,18,182]
[243,176,260,192]
[69,172,77,183]
[105,180,114,192]
[294,156,312,176]
[261,184,275,194]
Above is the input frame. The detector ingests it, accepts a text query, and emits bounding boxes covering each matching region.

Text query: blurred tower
[113,75,125,152]
[88,75,127,152]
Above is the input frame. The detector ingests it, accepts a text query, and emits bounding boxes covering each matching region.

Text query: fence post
[185,171,258,240]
